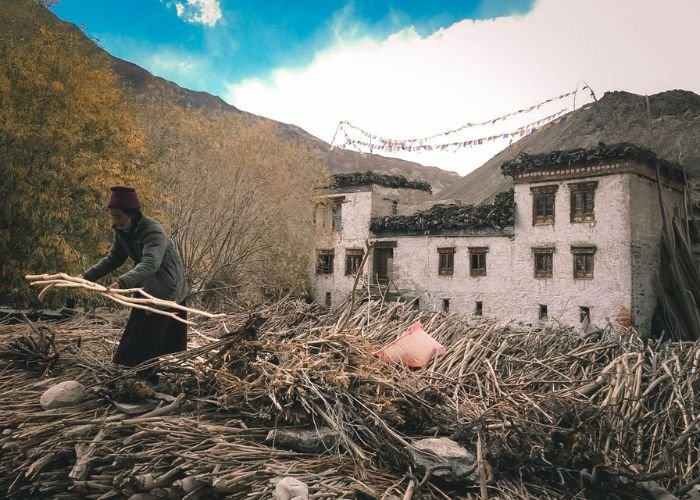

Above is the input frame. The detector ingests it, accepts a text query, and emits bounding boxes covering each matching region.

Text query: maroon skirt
[113,302,188,367]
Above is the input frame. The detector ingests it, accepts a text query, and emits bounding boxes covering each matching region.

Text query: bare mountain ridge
[3,0,460,194]
[440,89,700,203]
[108,61,460,193]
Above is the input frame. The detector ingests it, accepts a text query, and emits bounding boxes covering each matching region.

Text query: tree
[151,107,326,307]
[0,26,161,305]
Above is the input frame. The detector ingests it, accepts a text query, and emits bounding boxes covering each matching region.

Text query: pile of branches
[329,171,432,193]
[0,298,698,499]
[500,142,684,182]
[370,190,515,235]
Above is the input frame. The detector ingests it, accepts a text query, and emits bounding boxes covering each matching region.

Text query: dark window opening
[331,202,342,231]
[442,299,450,313]
[573,247,595,279]
[475,301,483,316]
[325,292,332,306]
[438,248,455,276]
[539,304,548,320]
[532,185,558,225]
[570,182,597,222]
[391,200,398,215]
[345,249,364,275]
[469,247,488,277]
[534,250,554,278]
[316,250,334,274]
[580,306,590,323]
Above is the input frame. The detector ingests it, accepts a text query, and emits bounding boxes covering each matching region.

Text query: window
[438,247,455,276]
[316,250,334,274]
[391,200,398,215]
[539,304,548,320]
[572,246,596,279]
[531,185,558,225]
[331,202,342,231]
[442,299,450,312]
[345,249,364,275]
[570,182,597,222]
[475,301,483,316]
[580,306,590,323]
[325,292,332,306]
[533,248,554,278]
[469,247,488,277]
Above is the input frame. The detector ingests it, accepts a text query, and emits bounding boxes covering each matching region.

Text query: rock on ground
[40,380,86,409]
[409,437,479,485]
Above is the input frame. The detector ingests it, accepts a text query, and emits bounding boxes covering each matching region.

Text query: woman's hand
[106,282,120,292]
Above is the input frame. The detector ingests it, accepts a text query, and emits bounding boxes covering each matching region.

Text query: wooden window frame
[569,181,597,223]
[572,246,596,279]
[345,249,364,276]
[437,247,455,276]
[331,201,343,231]
[469,247,488,277]
[531,185,558,225]
[316,249,335,275]
[533,247,554,278]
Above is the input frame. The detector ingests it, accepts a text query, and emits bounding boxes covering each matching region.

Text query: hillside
[439,89,700,203]
[0,0,459,194]
[2,0,460,194]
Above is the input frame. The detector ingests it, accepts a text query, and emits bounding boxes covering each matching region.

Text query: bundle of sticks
[25,273,225,325]
[0,298,698,499]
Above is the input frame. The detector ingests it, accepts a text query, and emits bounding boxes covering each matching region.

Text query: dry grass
[0,298,698,499]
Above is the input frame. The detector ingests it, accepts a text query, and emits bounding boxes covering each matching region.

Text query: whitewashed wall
[310,165,683,336]
[509,172,633,329]
[386,235,514,318]
[629,175,683,334]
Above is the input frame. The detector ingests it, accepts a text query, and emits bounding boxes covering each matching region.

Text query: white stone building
[311,145,685,336]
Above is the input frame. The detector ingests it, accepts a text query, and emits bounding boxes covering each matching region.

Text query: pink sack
[373,322,446,368]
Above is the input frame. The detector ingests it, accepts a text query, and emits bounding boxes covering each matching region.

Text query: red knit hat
[107,186,141,210]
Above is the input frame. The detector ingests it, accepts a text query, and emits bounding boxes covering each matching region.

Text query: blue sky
[50,0,700,175]
[52,0,535,97]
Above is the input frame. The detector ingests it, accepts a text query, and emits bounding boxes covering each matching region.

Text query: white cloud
[171,0,222,27]
[225,0,700,176]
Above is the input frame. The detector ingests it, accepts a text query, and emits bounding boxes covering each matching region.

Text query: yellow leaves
[0,23,164,306]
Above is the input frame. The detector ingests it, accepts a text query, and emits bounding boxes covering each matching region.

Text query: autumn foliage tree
[0,25,161,305]
[149,108,326,307]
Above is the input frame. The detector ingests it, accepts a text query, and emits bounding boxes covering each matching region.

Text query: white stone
[39,380,86,409]
[274,477,308,500]
[410,437,478,484]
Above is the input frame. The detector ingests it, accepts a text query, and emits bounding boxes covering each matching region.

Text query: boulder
[274,477,308,500]
[266,428,339,454]
[40,381,86,410]
[409,437,479,485]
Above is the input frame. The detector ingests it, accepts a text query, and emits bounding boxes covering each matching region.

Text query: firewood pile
[330,172,432,193]
[0,299,698,499]
[500,142,684,182]
[370,190,515,235]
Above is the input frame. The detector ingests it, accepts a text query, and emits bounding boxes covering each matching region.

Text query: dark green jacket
[83,214,189,303]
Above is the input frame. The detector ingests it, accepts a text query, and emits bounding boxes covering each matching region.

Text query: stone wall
[629,175,683,335]
[509,171,633,328]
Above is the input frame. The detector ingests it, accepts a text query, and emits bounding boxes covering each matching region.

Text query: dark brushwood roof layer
[500,142,684,182]
[330,171,432,193]
[370,190,514,236]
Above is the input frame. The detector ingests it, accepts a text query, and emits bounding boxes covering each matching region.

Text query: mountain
[1,0,460,194]
[439,90,700,203]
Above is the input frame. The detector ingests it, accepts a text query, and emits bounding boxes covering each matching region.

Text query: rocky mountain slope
[439,89,700,203]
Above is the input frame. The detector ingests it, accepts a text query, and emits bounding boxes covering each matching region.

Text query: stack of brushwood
[329,172,432,193]
[0,299,698,499]
[500,142,685,183]
[370,190,515,235]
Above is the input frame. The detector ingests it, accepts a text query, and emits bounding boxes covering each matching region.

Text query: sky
[52,0,700,176]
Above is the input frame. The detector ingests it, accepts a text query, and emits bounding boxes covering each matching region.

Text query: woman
[83,186,190,367]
